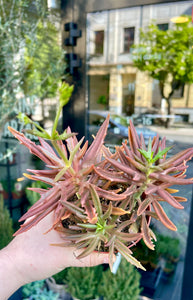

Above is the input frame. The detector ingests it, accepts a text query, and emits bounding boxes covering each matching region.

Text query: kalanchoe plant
[8,82,193,272]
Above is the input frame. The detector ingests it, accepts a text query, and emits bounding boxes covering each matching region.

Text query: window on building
[157,23,169,31]
[123,27,135,53]
[95,30,104,55]
[173,83,185,98]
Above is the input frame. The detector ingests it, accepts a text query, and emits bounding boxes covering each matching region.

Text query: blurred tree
[0,0,65,131]
[0,195,14,249]
[132,16,193,127]
[23,20,66,119]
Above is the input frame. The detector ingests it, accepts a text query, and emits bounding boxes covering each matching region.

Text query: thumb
[72,250,116,268]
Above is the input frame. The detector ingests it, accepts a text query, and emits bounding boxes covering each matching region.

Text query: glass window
[157,23,169,31]
[123,27,135,53]
[173,84,185,98]
[95,30,104,55]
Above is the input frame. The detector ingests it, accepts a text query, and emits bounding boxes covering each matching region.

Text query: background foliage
[132,16,193,125]
[0,0,65,131]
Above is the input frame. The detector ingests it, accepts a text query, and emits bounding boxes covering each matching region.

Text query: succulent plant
[8,82,193,272]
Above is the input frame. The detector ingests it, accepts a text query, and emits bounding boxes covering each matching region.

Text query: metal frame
[61,2,192,297]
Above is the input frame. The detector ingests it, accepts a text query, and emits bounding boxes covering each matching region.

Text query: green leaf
[17,113,32,125]
[77,223,97,229]
[89,184,102,216]
[151,146,172,163]
[61,201,87,220]
[69,137,84,165]
[77,237,100,259]
[24,129,51,139]
[54,166,69,182]
[138,141,153,163]
[59,82,74,107]
[102,202,112,221]
[57,130,77,141]
[115,240,146,271]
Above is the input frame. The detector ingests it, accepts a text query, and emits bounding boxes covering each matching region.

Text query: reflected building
[86,1,193,121]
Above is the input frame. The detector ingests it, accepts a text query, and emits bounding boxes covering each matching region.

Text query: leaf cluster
[9,105,193,272]
[66,265,103,300]
[65,258,141,300]
[0,0,65,129]
[132,16,193,87]
[98,258,142,300]
[22,280,59,300]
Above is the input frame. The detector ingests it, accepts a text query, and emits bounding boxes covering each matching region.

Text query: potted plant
[11,181,24,200]
[8,82,193,273]
[132,238,160,271]
[45,269,71,299]
[0,180,9,200]
[98,258,142,300]
[156,234,180,262]
[22,280,59,299]
[0,194,14,249]
[65,265,103,300]
[97,95,108,109]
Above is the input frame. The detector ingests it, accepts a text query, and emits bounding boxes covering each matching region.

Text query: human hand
[0,212,111,299]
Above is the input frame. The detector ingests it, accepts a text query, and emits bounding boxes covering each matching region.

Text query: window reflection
[123,27,135,53]
[95,30,104,55]
[86,2,193,299]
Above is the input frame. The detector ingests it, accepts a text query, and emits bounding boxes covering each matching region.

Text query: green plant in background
[98,258,142,300]
[23,20,66,120]
[132,15,193,127]
[25,181,50,207]
[0,0,65,131]
[156,234,180,261]
[8,81,193,272]
[66,265,103,300]
[22,280,59,300]
[0,195,14,249]
[97,95,108,106]
[132,238,159,270]
[52,268,69,285]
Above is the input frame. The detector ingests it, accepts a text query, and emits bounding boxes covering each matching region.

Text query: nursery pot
[0,191,8,200]
[45,277,70,299]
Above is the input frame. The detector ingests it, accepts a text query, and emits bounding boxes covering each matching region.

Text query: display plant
[65,265,103,300]
[22,280,59,300]
[98,257,142,300]
[0,194,14,249]
[45,268,70,299]
[8,82,193,272]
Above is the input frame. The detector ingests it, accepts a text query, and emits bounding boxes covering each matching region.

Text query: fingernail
[103,255,109,264]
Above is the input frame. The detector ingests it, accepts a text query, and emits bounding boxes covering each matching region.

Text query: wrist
[0,245,25,299]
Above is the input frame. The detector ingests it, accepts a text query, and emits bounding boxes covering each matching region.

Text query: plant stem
[52,104,62,138]
[51,140,75,176]
[34,121,50,136]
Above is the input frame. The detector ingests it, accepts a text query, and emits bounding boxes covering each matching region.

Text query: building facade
[86,1,193,121]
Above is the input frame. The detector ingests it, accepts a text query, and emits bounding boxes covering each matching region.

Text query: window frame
[94,30,105,56]
[123,26,135,53]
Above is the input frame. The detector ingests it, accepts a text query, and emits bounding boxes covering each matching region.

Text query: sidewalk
[149,123,193,144]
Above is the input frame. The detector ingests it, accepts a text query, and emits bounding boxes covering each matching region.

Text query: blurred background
[1,1,193,299]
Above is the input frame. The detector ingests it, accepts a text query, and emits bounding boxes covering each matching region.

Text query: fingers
[68,249,116,268]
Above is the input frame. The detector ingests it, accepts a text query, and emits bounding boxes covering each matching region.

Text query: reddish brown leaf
[82,115,110,167]
[156,188,184,209]
[152,201,177,231]
[137,198,152,216]
[141,214,155,250]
